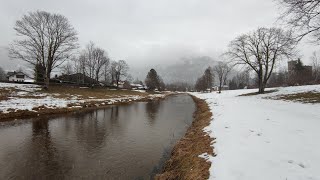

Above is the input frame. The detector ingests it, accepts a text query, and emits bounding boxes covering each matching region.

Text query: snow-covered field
[192,85,320,180]
[0,82,166,114]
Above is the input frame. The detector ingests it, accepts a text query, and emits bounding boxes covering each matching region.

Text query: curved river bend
[0,94,195,179]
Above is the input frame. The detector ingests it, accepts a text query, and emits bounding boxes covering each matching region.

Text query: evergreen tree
[145,69,164,91]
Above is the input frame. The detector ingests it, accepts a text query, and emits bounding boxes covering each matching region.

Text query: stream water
[0,94,195,179]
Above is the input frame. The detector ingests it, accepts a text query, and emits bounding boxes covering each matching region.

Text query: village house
[112,81,125,88]
[212,85,229,91]
[288,60,313,85]
[53,73,99,85]
[7,71,34,83]
[130,83,146,90]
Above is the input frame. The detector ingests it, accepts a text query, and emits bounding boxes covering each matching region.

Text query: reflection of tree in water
[74,110,109,151]
[10,118,72,178]
[145,100,161,124]
[109,106,119,124]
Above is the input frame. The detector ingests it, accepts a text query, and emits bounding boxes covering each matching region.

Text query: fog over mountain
[131,56,219,84]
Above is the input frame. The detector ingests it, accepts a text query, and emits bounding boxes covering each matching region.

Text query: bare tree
[278,0,320,42]
[113,60,129,88]
[84,42,96,81]
[61,61,74,75]
[213,61,232,93]
[75,42,110,84]
[92,48,109,82]
[227,27,296,93]
[311,51,320,83]
[110,60,117,84]
[0,67,6,81]
[9,11,78,89]
[102,59,111,85]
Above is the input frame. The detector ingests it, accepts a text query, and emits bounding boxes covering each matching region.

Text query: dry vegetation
[273,92,320,104]
[155,96,214,180]
[239,89,278,96]
[38,85,148,99]
[0,89,10,101]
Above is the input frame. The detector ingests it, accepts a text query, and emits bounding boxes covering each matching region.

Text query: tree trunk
[257,69,265,94]
[219,81,222,94]
[44,70,50,90]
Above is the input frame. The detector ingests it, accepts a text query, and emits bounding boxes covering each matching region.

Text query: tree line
[7,11,132,89]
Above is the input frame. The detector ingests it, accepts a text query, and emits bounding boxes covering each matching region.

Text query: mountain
[130,56,218,85]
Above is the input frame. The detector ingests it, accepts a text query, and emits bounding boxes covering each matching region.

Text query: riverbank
[192,85,320,180]
[0,82,171,121]
[155,95,214,180]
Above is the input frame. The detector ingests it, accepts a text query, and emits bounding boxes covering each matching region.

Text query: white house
[212,85,229,91]
[7,71,34,83]
[130,83,145,90]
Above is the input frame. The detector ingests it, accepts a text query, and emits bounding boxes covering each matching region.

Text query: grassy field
[38,85,148,99]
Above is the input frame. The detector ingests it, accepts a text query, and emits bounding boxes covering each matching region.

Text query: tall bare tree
[9,11,78,89]
[92,48,109,82]
[278,0,320,42]
[213,61,232,93]
[84,42,95,81]
[113,60,129,88]
[0,67,6,81]
[102,58,111,84]
[311,51,320,83]
[227,27,296,93]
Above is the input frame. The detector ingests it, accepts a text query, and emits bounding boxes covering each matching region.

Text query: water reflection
[145,100,161,124]
[10,118,73,179]
[74,111,108,150]
[0,94,195,179]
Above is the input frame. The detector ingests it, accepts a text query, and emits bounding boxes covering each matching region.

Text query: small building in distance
[7,71,34,83]
[130,83,146,90]
[288,60,313,85]
[212,85,229,91]
[112,81,125,88]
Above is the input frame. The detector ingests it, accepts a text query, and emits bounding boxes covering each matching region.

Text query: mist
[0,0,318,83]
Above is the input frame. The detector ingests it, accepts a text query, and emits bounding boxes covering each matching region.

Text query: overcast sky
[0,0,318,72]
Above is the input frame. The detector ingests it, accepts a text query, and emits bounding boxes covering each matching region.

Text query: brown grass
[274,92,320,104]
[155,96,214,180]
[0,89,11,101]
[38,85,147,99]
[239,89,278,96]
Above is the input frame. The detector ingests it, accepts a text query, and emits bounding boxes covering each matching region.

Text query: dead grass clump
[155,96,214,180]
[0,89,11,101]
[239,89,278,96]
[275,92,320,103]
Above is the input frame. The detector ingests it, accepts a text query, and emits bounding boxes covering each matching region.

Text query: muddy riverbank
[155,95,215,180]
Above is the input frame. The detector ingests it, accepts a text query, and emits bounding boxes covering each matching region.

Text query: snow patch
[191,85,320,180]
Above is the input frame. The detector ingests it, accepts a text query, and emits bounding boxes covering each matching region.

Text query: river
[0,94,195,179]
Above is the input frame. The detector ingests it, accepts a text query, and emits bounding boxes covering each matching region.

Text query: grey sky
[0,0,318,72]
